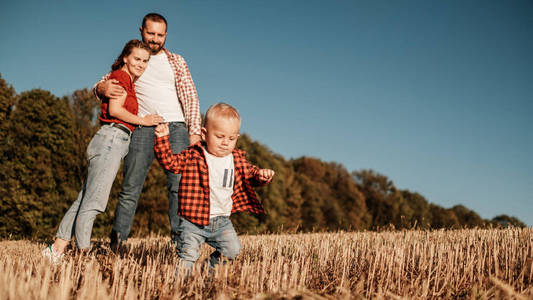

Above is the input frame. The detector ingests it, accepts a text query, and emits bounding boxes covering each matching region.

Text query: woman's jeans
[111,122,190,243]
[177,216,242,270]
[56,125,130,249]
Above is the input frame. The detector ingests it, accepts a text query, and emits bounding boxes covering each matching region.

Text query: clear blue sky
[1,0,531,225]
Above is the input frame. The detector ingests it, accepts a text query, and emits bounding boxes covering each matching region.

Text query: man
[94,13,201,249]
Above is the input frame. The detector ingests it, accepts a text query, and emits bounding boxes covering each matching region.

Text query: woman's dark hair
[111,40,151,71]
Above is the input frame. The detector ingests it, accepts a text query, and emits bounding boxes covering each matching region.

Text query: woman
[42,40,163,262]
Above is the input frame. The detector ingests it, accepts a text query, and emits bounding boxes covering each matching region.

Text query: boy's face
[201,117,240,157]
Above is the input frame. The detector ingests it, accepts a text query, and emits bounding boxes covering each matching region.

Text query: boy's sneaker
[42,245,64,264]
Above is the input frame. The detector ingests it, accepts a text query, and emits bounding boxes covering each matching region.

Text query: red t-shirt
[99,69,138,132]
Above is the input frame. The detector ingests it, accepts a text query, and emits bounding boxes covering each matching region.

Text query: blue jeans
[56,125,130,249]
[111,122,190,242]
[177,216,242,270]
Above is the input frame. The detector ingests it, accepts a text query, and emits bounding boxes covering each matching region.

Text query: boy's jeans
[111,122,190,242]
[176,216,241,270]
[56,125,130,249]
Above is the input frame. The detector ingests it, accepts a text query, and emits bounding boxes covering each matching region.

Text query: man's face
[140,20,167,54]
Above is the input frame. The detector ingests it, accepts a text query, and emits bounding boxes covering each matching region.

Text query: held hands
[257,169,275,183]
[142,114,164,126]
[155,122,170,137]
[189,134,201,145]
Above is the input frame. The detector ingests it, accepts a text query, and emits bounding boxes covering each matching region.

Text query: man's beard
[148,42,164,54]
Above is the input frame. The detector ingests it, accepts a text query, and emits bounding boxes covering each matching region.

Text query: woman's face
[122,47,150,79]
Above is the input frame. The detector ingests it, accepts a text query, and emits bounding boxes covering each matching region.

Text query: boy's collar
[191,140,245,156]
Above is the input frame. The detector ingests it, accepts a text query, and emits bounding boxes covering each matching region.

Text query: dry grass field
[0,228,532,299]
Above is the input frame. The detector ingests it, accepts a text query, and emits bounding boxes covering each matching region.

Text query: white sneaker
[42,245,64,264]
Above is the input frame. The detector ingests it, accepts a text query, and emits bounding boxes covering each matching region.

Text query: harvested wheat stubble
[0,228,532,299]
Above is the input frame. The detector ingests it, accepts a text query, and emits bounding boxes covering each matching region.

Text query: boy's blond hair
[204,103,241,128]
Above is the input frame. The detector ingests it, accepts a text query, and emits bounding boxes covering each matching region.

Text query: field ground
[1,228,532,299]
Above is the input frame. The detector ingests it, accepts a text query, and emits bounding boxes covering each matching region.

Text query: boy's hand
[155,123,170,137]
[258,169,275,183]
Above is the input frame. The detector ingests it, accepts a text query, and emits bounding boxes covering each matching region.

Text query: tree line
[0,75,526,239]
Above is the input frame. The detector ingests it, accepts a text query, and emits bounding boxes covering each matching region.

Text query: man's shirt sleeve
[175,55,202,136]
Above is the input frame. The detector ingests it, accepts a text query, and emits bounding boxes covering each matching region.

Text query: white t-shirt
[134,52,185,122]
[203,147,235,218]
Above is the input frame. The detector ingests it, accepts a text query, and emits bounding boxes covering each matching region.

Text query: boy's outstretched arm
[257,169,275,183]
[154,123,187,174]
[248,166,275,187]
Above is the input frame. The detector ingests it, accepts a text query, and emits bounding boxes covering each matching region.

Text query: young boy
[154,103,275,270]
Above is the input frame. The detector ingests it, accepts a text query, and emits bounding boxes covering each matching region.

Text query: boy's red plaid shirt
[154,137,267,226]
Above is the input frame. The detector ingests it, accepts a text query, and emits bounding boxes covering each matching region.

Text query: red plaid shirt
[154,136,267,226]
[93,48,201,136]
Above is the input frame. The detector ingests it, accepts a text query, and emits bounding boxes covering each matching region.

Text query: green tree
[491,214,526,228]
[325,162,369,230]
[450,205,486,228]
[400,190,432,229]
[352,170,412,229]
[0,75,19,238]
[1,89,77,238]
[293,157,369,231]
[67,89,99,183]
[429,204,460,229]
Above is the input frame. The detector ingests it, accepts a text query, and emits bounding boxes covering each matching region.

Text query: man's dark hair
[142,13,168,31]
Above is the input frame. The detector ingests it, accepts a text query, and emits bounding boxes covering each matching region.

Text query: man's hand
[189,134,201,145]
[98,79,126,99]
[257,169,275,183]
[155,123,170,137]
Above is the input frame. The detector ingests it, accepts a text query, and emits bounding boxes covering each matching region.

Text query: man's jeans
[56,125,130,249]
[176,216,242,270]
[111,122,190,242]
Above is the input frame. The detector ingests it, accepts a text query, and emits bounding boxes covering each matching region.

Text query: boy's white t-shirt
[203,147,235,218]
[134,52,185,122]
